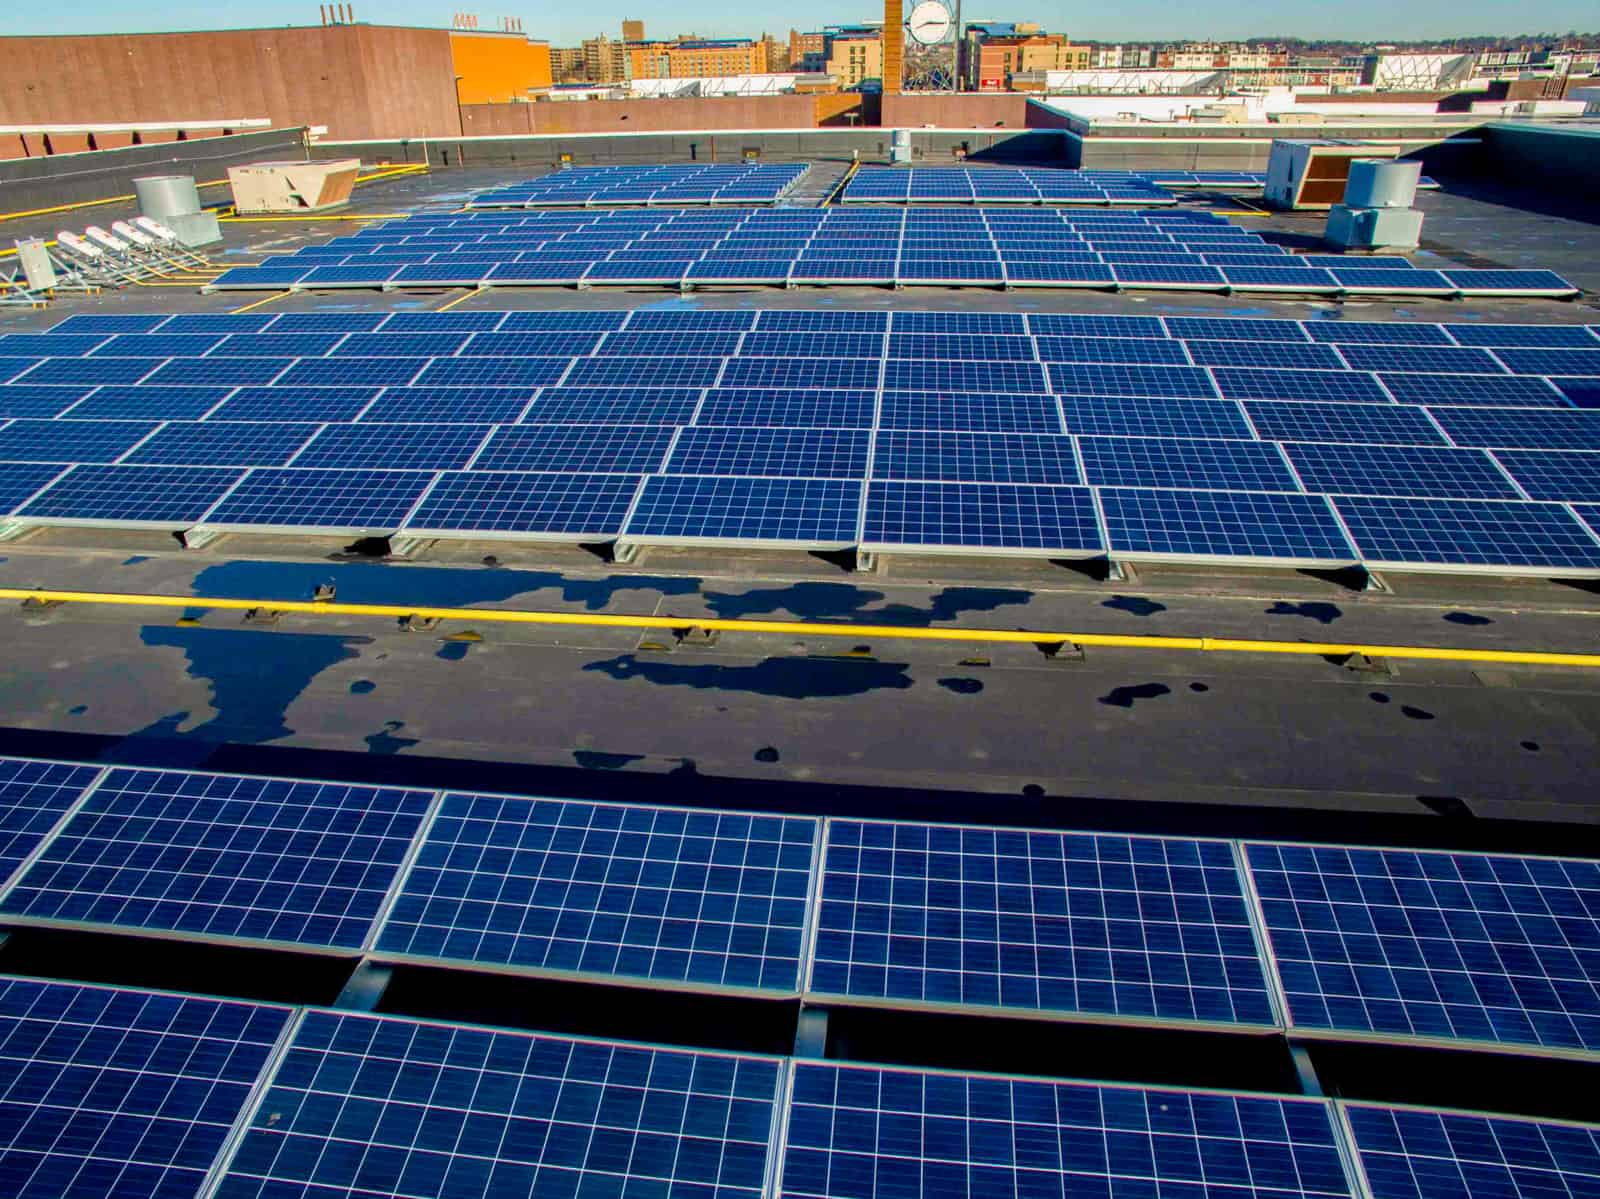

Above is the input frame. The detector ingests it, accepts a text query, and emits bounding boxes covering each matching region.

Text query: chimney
[320,4,327,24]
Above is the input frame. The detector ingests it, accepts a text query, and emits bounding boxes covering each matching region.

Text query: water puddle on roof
[1098,682,1172,708]
[702,581,1030,624]
[581,653,914,699]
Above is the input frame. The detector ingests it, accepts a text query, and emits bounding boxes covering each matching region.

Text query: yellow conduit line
[228,290,293,313]
[433,287,486,311]
[219,213,412,223]
[3,587,1600,669]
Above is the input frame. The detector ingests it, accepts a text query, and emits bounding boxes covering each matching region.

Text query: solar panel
[1342,1102,1600,1199]
[379,311,508,332]
[523,387,701,425]
[1035,336,1190,366]
[623,475,862,546]
[1212,368,1390,404]
[862,482,1102,554]
[601,332,745,358]
[357,386,531,424]
[1444,269,1578,296]
[43,314,169,335]
[17,357,164,386]
[1443,324,1600,349]
[0,757,102,885]
[665,427,869,479]
[1027,314,1167,339]
[623,308,757,331]
[1047,363,1217,399]
[810,821,1273,1024]
[266,312,391,333]
[879,391,1063,434]
[1060,396,1253,441]
[1490,450,1600,503]
[1081,436,1300,492]
[124,421,321,468]
[1182,341,1345,370]
[290,422,493,471]
[0,418,159,463]
[755,310,889,332]
[1427,408,1600,451]
[211,1010,782,1199]
[870,431,1080,484]
[209,387,380,423]
[1100,488,1356,564]
[1303,321,1452,346]
[473,424,675,474]
[1333,268,1455,295]
[891,312,1027,334]
[333,332,472,359]
[1246,842,1600,1053]
[0,976,291,1199]
[209,333,346,358]
[1113,264,1227,289]
[499,311,629,331]
[1376,374,1568,408]
[1242,402,1449,447]
[54,385,232,421]
[1336,345,1506,375]
[18,464,246,526]
[276,357,428,389]
[0,385,96,419]
[457,332,604,358]
[566,356,723,389]
[740,333,885,360]
[1332,496,1600,570]
[1495,348,1600,377]
[0,767,435,949]
[2,334,113,357]
[142,357,294,388]
[1283,442,1522,500]
[0,462,69,516]
[696,388,877,429]
[1163,318,1308,343]
[403,471,641,538]
[782,1062,1354,1199]
[413,357,573,389]
[200,468,439,532]
[723,358,881,390]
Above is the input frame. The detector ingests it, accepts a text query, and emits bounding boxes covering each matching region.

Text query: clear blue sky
[9,0,1593,43]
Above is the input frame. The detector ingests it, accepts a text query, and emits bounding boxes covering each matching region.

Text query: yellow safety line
[228,290,292,314]
[433,287,485,311]
[4,587,1599,669]
[219,213,412,223]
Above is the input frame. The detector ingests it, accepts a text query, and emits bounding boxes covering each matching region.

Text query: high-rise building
[581,33,625,84]
[961,24,1091,90]
[550,45,586,82]
[621,19,644,42]
[761,33,792,72]
[823,29,883,88]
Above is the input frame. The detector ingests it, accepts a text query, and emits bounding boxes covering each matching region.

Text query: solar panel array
[6,312,1600,574]
[1,965,1594,1199]
[199,208,1578,297]
[842,166,1179,205]
[467,162,811,208]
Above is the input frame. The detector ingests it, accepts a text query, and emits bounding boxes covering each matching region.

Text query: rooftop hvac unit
[132,174,221,247]
[1263,138,1401,209]
[226,159,362,214]
[1324,159,1424,251]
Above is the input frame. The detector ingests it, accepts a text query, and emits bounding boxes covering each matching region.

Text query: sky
[8,0,1594,44]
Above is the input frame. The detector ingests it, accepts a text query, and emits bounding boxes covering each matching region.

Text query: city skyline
[10,0,1598,45]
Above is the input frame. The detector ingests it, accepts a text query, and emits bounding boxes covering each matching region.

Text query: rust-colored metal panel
[526,94,816,134]
[881,93,1029,128]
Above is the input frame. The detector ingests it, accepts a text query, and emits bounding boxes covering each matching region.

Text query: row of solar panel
[2,758,1599,1057]
[34,309,1600,348]
[468,163,812,208]
[842,167,1179,205]
[0,967,1588,1199]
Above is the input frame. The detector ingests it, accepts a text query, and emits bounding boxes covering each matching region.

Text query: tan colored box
[226,159,362,214]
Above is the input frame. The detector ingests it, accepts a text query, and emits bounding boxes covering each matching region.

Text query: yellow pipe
[219,213,412,223]
[228,290,292,313]
[433,287,486,311]
[3,587,1599,669]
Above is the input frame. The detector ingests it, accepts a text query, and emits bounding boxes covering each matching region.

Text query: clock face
[907,0,952,45]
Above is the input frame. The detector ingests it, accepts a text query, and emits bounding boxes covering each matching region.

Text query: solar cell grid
[1336,345,1506,375]
[1246,842,1600,1053]
[59,385,232,421]
[1241,402,1449,448]
[414,357,574,389]
[879,391,1063,434]
[204,332,346,359]
[1333,495,1600,570]
[1283,443,1523,500]
[782,1062,1355,1199]
[1377,374,1567,408]
[18,464,247,526]
[522,387,701,425]
[208,387,380,424]
[890,312,1027,334]
[276,357,428,389]
[0,768,436,949]
[1060,396,1253,441]
[1100,488,1356,563]
[1181,341,1345,371]
[622,309,756,331]
[333,332,471,359]
[358,387,533,424]
[378,311,509,332]
[0,758,102,885]
[723,358,880,391]
[1027,314,1167,339]
[1047,363,1217,399]
[0,418,159,464]
[566,356,723,389]
[600,332,744,358]
[1081,436,1300,492]
[212,1010,782,1199]
[695,389,877,429]
[0,463,64,516]
[889,334,1036,362]
[91,334,226,359]
[1035,336,1190,366]
[142,357,294,388]
[1164,318,1309,343]
[498,311,629,331]
[863,481,1101,554]
[1443,324,1600,348]
[1342,1103,1600,1199]
[1490,450,1600,503]
[16,357,164,386]
[473,424,676,474]
[264,312,390,333]
[666,427,869,479]
[404,471,641,538]
[0,334,113,357]
[44,314,168,336]
[1495,348,1600,377]
[200,468,439,532]
[885,360,1045,395]
[624,475,862,545]
[0,976,291,1199]
[810,821,1274,1024]
[1427,408,1600,451]
[0,385,96,419]
[1212,369,1390,405]
[871,431,1081,484]
[123,421,321,468]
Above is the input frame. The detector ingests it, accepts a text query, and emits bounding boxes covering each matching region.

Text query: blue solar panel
[123,421,321,468]
[566,357,723,389]
[1284,443,1522,500]
[1443,324,1600,349]
[1036,336,1190,366]
[500,311,629,331]
[1061,396,1253,441]
[276,357,428,388]
[2,334,115,357]
[378,311,509,332]
[891,312,1027,334]
[696,388,876,429]
[0,385,95,419]
[60,385,232,421]
[871,431,1080,484]
[1164,318,1308,343]
[1101,488,1355,563]
[742,333,886,359]
[1444,269,1578,295]
[1333,496,1600,569]
[1081,437,1299,491]
[266,312,390,333]
[1027,314,1166,339]
[0,462,69,515]
[624,476,862,545]
[1247,842,1600,1052]
[332,332,472,359]
[17,357,164,386]
[1047,364,1217,399]
[473,424,674,474]
[1213,369,1390,404]
[0,418,159,463]
[1242,402,1449,447]
[201,468,439,532]
[1182,341,1345,370]
[1375,374,1567,408]
[1337,345,1506,375]
[0,976,290,1199]
[879,391,1063,434]
[756,310,888,331]
[458,332,603,358]
[1303,321,1452,346]
[1333,268,1454,294]
[211,1010,782,1199]
[0,757,102,885]
[523,387,700,425]
[601,332,745,358]
[1343,1103,1600,1199]
[374,793,815,991]
[1430,408,1600,450]
[666,427,869,479]
[884,361,1046,394]
[863,482,1102,553]
[1490,450,1600,503]
[722,358,881,390]
[1002,262,1116,286]
[811,821,1273,1024]
[143,358,295,388]
[1495,348,1600,377]
[404,471,640,538]
[18,464,246,525]
[44,314,169,335]
[208,266,311,288]
[783,1063,1353,1199]
[413,357,573,388]
[91,333,234,358]
[291,423,492,471]
[209,387,380,423]
[358,386,532,424]
[0,768,435,949]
